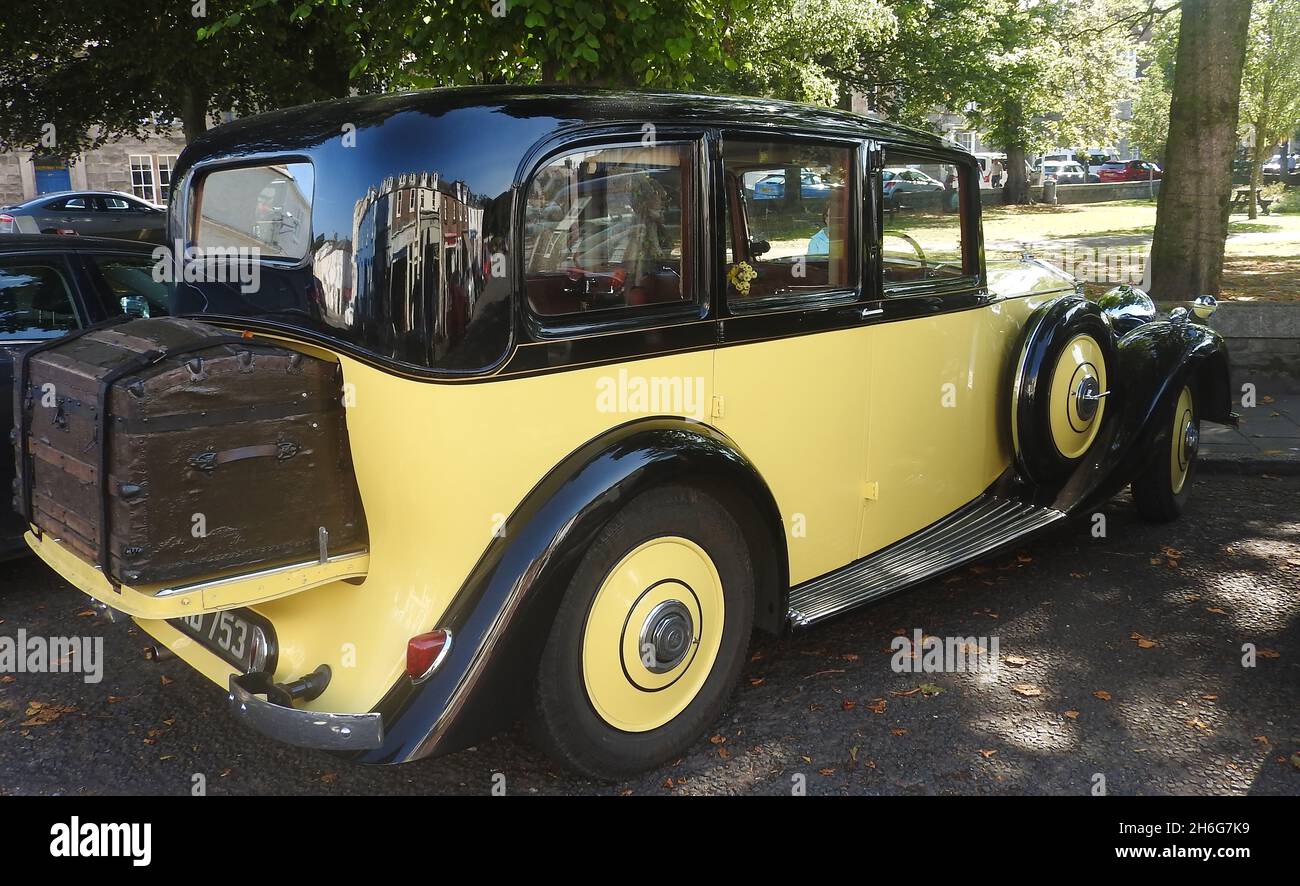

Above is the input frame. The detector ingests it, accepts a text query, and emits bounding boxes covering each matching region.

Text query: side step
[787,495,1064,627]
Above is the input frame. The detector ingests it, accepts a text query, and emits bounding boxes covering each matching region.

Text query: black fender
[1010,296,1117,484]
[349,417,787,764]
[1006,317,1234,514]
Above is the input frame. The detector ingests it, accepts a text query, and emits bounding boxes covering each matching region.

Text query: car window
[195,162,314,260]
[881,149,970,289]
[85,254,173,318]
[47,197,88,211]
[101,197,135,211]
[524,142,694,318]
[721,137,854,306]
[0,259,79,339]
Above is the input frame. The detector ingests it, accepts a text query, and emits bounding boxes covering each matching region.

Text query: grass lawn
[978,197,1300,301]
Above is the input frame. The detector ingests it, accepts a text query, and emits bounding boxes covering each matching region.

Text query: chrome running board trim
[787,495,1064,627]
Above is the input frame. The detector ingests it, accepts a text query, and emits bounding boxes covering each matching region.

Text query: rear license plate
[169,609,275,674]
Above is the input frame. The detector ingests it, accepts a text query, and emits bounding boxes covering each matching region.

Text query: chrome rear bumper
[228,672,384,751]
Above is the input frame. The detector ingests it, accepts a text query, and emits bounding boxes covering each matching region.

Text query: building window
[954,131,975,153]
[129,155,155,202]
[157,155,177,202]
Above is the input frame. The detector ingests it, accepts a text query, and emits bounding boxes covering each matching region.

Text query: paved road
[1,475,1297,796]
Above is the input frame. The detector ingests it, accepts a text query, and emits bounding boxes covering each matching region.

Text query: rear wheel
[532,485,754,779]
[1132,383,1199,522]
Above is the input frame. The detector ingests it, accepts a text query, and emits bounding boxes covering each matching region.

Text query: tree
[1239,0,1300,218]
[963,0,1132,205]
[1126,13,1179,162]
[1149,0,1253,300]
[0,0,381,154]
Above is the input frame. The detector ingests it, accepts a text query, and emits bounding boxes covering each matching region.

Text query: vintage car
[17,87,1233,779]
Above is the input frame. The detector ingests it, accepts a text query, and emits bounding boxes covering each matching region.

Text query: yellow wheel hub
[581,536,725,733]
[1170,384,1196,494]
[1048,334,1108,459]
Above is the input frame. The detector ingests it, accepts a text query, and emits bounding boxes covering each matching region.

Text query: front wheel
[1132,383,1199,522]
[532,485,754,780]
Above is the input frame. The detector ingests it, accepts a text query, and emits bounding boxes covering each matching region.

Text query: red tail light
[0,214,13,233]
[406,629,451,682]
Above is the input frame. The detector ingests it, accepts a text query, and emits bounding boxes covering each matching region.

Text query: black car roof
[0,234,159,253]
[183,85,951,170]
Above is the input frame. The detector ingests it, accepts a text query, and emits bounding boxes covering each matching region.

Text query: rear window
[0,259,78,339]
[194,162,314,260]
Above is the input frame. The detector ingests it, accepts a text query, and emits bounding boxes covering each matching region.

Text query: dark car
[0,235,170,556]
[1098,160,1162,183]
[0,191,167,243]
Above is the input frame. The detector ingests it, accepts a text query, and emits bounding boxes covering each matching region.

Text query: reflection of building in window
[346,172,487,361]
[197,163,313,259]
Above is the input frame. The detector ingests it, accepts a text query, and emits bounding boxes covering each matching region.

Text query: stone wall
[980,180,1162,206]
[0,154,24,205]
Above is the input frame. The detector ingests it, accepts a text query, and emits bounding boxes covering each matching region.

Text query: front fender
[351,417,786,764]
[1067,318,1232,513]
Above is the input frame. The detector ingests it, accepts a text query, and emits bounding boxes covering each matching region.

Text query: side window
[722,138,854,305]
[86,255,173,319]
[0,259,79,339]
[524,142,693,318]
[881,150,970,288]
[48,197,87,212]
[101,197,135,211]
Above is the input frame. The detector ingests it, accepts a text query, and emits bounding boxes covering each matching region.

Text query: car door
[710,130,870,585]
[860,145,1017,557]
[0,252,87,550]
[44,196,98,235]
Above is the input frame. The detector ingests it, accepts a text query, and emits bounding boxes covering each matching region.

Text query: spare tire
[1011,296,1116,484]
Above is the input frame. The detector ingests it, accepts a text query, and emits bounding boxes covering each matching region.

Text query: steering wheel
[883,231,927,267]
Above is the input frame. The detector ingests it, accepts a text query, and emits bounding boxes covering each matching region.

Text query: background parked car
[748,168,833,202]
[0,191,166,243]
[1262,152,1298,183]
[1040,161,1090,184]
[882,166,945,208]
[0,235,170,557]
[1098,160,1163,182]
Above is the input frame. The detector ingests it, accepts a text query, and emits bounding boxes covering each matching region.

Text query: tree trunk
[1004,145,1030,205]
[179,85,209,144]
[1249,125,1266,221]
[1149,0,1253,300]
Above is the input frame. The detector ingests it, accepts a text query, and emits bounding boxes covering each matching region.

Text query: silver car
[0,191,166,243]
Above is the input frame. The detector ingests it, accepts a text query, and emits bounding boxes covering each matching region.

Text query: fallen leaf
[866,698,887,714]
[20,701,77,727]
[1259,649,1280,659]
[709,734,726,745]
[74,609,96,618]
[891,687,921,698]
[1186,717,1210,731]
[918,682,944,697]
[0,675,15,684]
[1254,736,1270,745]
[1290,754,1300,771]
[890,728,908,737]
[978,748,998,758]
[748,677,765,687]
[320,772,338,784]
[717,747,730,760]
[1093,690,1112,701]
[1012,683,1042,698]
[819,768,835,776]
[1064,710,1080,719]
[841,699,857,711]
[1205,607,1227,615]
[160,675,174,686]
[1004,655,1030,668]
[1201,694,1218,701]
[106,696,125,704]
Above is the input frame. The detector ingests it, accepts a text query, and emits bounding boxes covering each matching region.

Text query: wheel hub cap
[640,600,694,673]
[1074,375,1102,422]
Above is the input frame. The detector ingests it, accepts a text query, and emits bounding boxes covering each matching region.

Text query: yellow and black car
[20,88,1233,778]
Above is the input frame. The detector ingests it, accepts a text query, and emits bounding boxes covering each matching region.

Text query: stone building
[0,129,189,206]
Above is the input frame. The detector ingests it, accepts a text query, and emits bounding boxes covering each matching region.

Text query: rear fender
[353,417,786,764]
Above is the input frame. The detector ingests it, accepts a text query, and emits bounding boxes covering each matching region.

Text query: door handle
[860,306,884,319]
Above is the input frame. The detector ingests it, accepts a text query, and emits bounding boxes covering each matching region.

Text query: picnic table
[1230,187,1273,215]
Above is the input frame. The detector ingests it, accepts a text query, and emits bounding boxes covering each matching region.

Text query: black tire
[532,485,754,780]
[1132,384,1199,522]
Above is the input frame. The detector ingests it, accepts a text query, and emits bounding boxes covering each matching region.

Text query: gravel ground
[0,474,1297,796]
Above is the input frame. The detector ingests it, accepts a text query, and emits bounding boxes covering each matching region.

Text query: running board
[787,495,1065,627]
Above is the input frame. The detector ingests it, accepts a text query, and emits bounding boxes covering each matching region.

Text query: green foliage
[1240,0,1300,156]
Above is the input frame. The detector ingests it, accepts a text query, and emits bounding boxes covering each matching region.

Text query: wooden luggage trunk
[14,317,367,585]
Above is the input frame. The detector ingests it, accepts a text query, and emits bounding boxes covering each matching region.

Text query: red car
[1098,160,1162,182]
